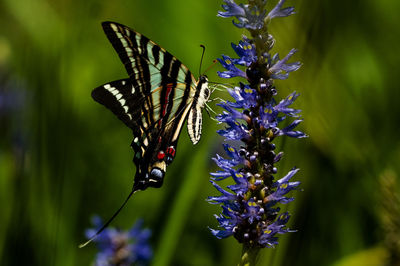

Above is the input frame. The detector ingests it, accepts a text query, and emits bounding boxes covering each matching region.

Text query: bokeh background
[1,0,399,265]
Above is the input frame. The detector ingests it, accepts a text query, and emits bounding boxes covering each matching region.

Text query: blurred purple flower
[85,216,152,266]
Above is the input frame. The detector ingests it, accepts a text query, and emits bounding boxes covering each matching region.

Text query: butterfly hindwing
[92,79,140,129]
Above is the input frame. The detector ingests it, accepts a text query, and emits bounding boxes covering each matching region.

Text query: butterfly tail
[79,187,140,248]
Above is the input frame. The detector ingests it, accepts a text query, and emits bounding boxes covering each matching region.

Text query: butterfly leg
[205,104,219,122]
[207,97,225,103]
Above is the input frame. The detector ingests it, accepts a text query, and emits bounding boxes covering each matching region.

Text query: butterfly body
[92,22,210,192]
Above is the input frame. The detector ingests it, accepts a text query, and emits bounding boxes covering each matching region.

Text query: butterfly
[92,21,211,192]
[81,21,212,248]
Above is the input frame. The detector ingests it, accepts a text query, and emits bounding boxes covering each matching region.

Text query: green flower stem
[239,244,261,266]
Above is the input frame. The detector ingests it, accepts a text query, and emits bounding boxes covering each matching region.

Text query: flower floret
[269,49,301,80]
[217,55,246,79]
[231,37,257,66]
[267,0,295,20]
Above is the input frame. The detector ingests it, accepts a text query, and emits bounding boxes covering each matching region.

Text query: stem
[239,243,261,266]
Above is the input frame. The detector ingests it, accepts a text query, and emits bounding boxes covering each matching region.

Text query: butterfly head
[199,74,208,82]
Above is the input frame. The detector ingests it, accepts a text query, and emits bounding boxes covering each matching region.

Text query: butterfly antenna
[199,45,206,77]
[79,188,139,248]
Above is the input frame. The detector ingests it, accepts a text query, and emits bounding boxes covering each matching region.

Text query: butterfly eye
[200,75,208,82]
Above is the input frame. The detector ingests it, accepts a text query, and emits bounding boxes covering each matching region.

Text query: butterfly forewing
[101,22,196,87]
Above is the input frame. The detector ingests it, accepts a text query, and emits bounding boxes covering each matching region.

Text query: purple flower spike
[210,0,306,251]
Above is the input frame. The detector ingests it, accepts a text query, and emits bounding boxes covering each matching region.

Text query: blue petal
[267,0,295,19]
[269,49,301,80]
[218,0,245,18]
[209,227,234,239]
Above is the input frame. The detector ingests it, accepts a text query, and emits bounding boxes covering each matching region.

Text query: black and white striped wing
[92,21,201,191]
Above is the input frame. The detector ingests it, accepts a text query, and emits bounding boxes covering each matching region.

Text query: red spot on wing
[162,83,173,116]
[158,83,174,127]
[166,146,176,157]
[157,151,165,160]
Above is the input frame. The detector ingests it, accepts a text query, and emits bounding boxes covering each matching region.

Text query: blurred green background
[1,0,400,265]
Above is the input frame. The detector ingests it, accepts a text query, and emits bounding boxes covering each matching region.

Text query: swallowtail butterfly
[81,21,212,248]
[93,22,210,192]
